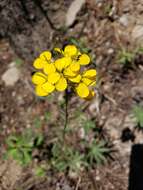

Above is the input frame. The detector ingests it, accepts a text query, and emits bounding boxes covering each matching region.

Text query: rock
[66,0,85,27]
[119,14,129,27]
[107,48,114,54]
[132,25,143,42]
[2,64,20,86]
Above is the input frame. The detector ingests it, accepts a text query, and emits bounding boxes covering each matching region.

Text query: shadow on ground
[129,144,143,190]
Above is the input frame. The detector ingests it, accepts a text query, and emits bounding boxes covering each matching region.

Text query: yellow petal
[68,74,81,83]
[33,58,46,69]
[55,77,67,91]
[32,72,47,85]
[54,57,71,71]
[64,68,77,77]
[78,54,90,65]
[42,82,55,93]
[35,85,49,96]
[82,69,97,79]
[64,45,78,57]
[85,90,95,100]
[76,83,89,98]
[69,62,80,72]
[40,51,52,61]
[48,72,60,84]
[43,63,56,75]
[82,77,96,86]
[64,57,72,67]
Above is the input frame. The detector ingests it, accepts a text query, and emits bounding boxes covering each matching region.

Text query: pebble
[119,14,129,27]
[132,25,143,41]
[2,64,20,86]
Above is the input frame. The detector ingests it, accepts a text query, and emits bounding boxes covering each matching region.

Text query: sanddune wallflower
[32,45,97,99]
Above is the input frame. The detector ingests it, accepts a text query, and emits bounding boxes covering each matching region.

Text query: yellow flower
[74,69,96,99]
[54,57,71,72]
[33,51,52,69]
[35,85,49,96]
[82,69,96,79]
[76,83,89,98]
[43,63,56,75]
[33,58,46,69]
[64,45,78,57]
[54,45,80,58]
[32,45,97,99]
[32,72,47,85]
[40,51,52,61]
[78,54,90,65]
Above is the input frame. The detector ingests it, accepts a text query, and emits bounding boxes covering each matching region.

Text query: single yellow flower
[64,45,78,57]
[32,72,47,85]
[78,54,90,65]
[82,69,96,79]
[33,58,47,69]
[40,51,52,61]
[76,83,89,98]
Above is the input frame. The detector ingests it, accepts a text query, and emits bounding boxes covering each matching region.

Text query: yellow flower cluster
[32,45,96,99]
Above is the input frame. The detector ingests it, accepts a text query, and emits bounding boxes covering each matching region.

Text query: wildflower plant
[32,45,96,99]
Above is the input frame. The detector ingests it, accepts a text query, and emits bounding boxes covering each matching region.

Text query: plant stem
[63,89,68,138]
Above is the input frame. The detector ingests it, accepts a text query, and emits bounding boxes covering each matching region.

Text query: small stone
[132,25,143,41]
[107,48,114,54]
[119,14,129,27]
[66,0,85,27]
[2,65,20,86]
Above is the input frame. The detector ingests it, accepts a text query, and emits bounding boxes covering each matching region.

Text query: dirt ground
[1,0,143,190]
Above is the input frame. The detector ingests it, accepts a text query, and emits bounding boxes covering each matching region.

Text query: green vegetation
[133,105,143,128]
[5,129,44,165]
[117,48,135,65]
[69,37,91,54]
[87,140,109,165]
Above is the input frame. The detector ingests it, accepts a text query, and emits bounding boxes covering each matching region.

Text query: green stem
[63,89,68,138]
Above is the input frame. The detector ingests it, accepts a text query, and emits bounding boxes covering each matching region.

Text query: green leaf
[87,140,109,165]
[35,167,46,177]
[35,134,44,146]
[6,136,18,147]
[83,120,96,134]
[22,150,32,165]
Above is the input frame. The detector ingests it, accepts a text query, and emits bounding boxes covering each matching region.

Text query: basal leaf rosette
[32,45,97,99]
